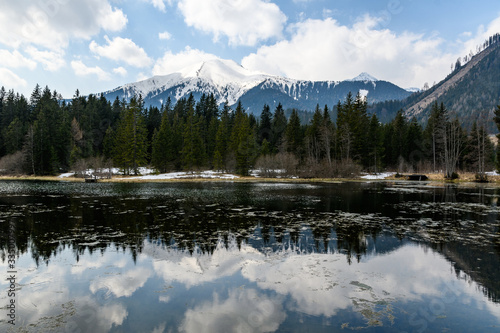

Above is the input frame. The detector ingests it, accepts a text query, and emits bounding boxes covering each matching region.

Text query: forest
[0,84,498,179]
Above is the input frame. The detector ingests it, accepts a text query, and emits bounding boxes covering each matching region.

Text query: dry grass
[2,172,500,185]
[385,172,500,183]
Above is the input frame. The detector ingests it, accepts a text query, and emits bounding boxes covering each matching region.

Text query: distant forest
[0,84,499,179]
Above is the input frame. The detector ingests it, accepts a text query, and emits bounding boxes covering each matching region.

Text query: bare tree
[23,125,36,175]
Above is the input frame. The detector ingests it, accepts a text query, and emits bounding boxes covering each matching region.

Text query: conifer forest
[0,84,498,179]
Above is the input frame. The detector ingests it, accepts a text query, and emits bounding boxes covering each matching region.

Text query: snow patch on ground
[360,172,395,180]
[58,172,75,178]
[129,170,239,180]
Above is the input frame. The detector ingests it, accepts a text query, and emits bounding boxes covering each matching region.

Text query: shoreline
[1,172,500,185]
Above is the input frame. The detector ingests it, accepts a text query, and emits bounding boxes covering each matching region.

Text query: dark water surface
[0,180,499,332]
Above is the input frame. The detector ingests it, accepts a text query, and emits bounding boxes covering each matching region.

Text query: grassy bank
[1,171,500,184]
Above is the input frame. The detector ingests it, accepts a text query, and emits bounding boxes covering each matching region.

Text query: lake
[0,180,499,332]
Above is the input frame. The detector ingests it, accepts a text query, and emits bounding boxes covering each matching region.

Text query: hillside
[370,34,500,131]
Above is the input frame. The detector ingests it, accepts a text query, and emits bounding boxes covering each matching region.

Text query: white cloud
[0,0,127,50]
[177,0,287,46]
[113,66,128,77]
[136,72,150,82]
[0,49,37,70]
[146,0,172,12]
[180,289,286,333]
[71,60,111,81]
[242,15,454,89]
[90,36,153,68]
[0,68,28,88]
[159,31,172,40]
[25,47,65,71]
[90,267,152,298]
[460,14,500,57]
[153,46,220,75]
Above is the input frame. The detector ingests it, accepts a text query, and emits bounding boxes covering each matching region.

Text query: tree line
[0,85,498,179]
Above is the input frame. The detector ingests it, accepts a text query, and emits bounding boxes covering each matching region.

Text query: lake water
[0,180,499,332]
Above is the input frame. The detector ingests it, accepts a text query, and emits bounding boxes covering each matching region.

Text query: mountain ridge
[102,60,411,114]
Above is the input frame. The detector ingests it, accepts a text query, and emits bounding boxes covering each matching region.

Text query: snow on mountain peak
[350,72,378,82]
[180,59,266,86]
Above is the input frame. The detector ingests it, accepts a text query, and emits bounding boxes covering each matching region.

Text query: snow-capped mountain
[349,72,378,82]
[105,59,269,106]
[102,60,411,114]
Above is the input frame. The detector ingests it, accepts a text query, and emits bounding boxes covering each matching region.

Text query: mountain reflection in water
[0,181,499,332]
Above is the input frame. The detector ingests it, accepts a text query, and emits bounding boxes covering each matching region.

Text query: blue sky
[1,0,500,98]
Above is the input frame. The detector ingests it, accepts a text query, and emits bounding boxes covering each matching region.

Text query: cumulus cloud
[26,47,65,71]
[0,49,37,70]
[146,0,172,12]
[90,267,152,298]
[180,289,286,333]
[177,0,287,46]
[0,68,28,88]
[90,36,153,68]
[460,14,500,57]
[113,67,128,77]
[0,0,127,50]
[71,60,111,81]
[153,46,220,75]
[242,15,454,89]
[159,31,172,40]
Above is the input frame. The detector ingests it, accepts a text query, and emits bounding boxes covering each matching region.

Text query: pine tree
[181,102,205,170]
[305,105,323,161]
[284,109,302,156]
[271,103,287,152]
[151,99,173,173]
[336,93,354,161]
[406,117,423,170]
[352,92,369,166]
[230,101,256,175]
[367,114,384,173]
[390,110,408,168]
[114,97,149,175]
[258,104,272,145]
[213,103,231,171]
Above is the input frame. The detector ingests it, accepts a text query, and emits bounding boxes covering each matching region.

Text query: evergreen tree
[367,114,384,173]
[336,92,354,161]
[213,103,231,171]
[406,117,423,170]
[181,102,205,170]
[390,110,408,167]
[352,92,369,166]
[321,104,334,164]
[271,103,287,152]
[258,104,272,145]
[151,99,174,173]
[284,109,302,156]
[113,97,149,175]
[305,105,323,161]
[230,101,256,175]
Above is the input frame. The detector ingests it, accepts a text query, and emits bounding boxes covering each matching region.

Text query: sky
[1,0,500,99]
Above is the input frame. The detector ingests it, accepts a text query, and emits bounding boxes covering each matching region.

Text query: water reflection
[0,181,499,332]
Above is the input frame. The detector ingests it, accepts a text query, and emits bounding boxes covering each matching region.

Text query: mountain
[102,59,411,114]
[370,33,500,131]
